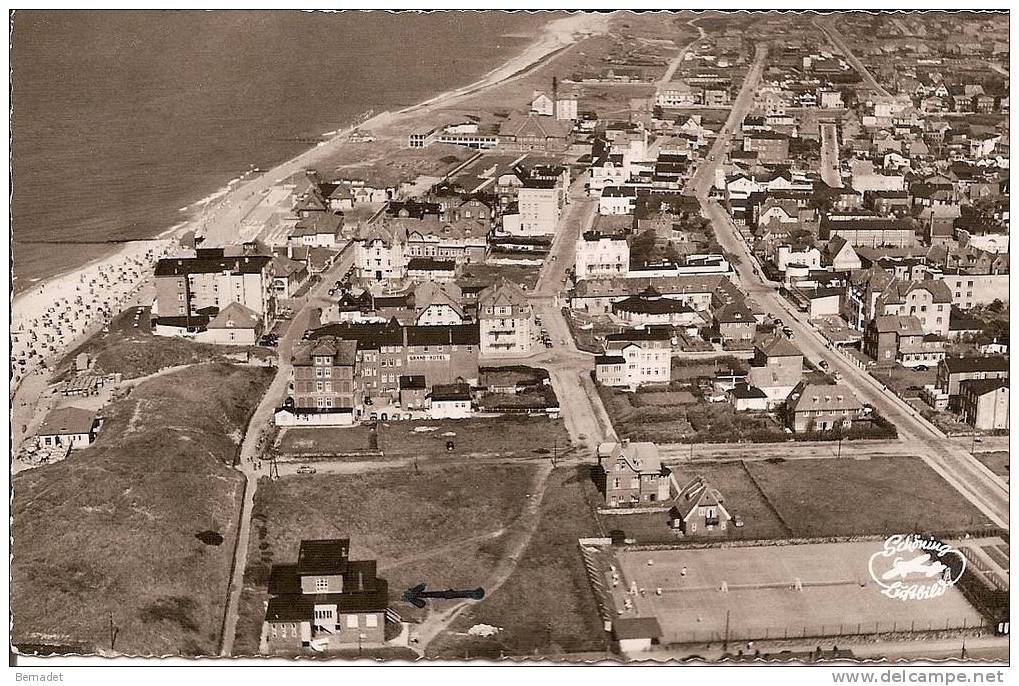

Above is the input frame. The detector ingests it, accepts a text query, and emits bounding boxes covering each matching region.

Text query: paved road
[814,18,891,99]
[219,245,355,656]
[682,43,1008,529]
[819,122,842,188]
[525,175,617,452]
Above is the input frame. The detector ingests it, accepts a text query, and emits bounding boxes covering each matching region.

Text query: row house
[571,274,741,315]
[818,213,916,249]
[958,379,1009,431]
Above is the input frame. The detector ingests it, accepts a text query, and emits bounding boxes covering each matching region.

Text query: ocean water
[11,10,550,292]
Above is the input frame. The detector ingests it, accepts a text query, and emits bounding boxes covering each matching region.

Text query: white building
[575,231,630,279]
[596,329,672,389]
[355,221,407,283]
[477,278,533,357]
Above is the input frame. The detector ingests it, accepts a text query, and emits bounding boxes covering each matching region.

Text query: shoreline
[11,12,611,371]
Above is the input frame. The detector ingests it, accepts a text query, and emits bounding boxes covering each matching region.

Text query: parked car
[818,360,829,371]
[296,465,316,475]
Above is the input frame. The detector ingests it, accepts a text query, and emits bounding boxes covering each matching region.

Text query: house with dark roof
[36,407,100,451]
[428,382,474,419]
[611,286,700,327]
[261,539,389,654]
[937,356,1009,399]
[958,379,1009,430]
[597,440,671,508]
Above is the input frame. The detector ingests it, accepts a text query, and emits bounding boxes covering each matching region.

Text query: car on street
[296,465,316,475]
[782,327,794,338]
[818,360,829,371]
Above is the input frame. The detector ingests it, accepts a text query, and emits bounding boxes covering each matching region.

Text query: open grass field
[609,542,985,644]
[60,306,272,380]
[974,451,1009,479]
[744,457,994,537]
[427,466,609,659]
[379,416,570,459]
[231,462,542,656]
[276,416,570,462]
[598,384,785,444]
[11,363,273,656]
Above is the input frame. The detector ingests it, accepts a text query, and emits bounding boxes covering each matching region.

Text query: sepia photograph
[6,5,1011,679]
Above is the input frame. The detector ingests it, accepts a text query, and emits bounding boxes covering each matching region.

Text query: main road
[814,17,891,99]
[685,42,1008,529]
[819,122,842,188]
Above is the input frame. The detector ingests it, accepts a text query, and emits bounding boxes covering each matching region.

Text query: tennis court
[606,542,986,644]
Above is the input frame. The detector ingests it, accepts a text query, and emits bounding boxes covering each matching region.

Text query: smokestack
[552,76,558,119]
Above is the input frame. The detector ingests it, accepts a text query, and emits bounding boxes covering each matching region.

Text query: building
[309,321,480,403]
[786,382,864,433]
[502,180,566,236]
[713,302,756,343]
[154,248,275,329]
[398,375,428,411]
[287,336,359,424]
[743,131,790,163]
[497,114,571,152]
[746,334,803,404]
[477,278,533,357]
[35,407,100,451]
[668,477,732,535]
[413,282,465,326]
[597,440,671,508]
[203,302,263,346]
[610,287,700,327]
[874,279,952,337]
[354,220,408,283]
[937,357,1010,398]
[575,231,630,279]
[958,379,1009,430]
[262,539,388,654]
[819,213,916,248]
[598,328,672,388]
[864,314,944,369]
[428,382,473,419]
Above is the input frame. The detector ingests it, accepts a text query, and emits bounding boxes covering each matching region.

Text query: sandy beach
[9,12,611,393]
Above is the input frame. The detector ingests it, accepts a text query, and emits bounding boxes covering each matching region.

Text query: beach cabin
[36,407,100,451]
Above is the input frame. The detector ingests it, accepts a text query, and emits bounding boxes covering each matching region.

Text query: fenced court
[607,542,987,644]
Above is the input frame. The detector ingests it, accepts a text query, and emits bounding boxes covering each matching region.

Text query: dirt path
[408,461,555,654]
[379,527,507,575]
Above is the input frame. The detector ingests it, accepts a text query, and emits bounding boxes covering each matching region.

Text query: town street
[819,122,842,188]
[814,17,892,99]
[656,17,707,90]
[219,245,356,656]
[682,41,1008,529]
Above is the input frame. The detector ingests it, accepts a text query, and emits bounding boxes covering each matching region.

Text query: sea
[10,10,551,293]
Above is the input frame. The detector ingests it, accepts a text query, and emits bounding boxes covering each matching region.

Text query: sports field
[608,542,985,644]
